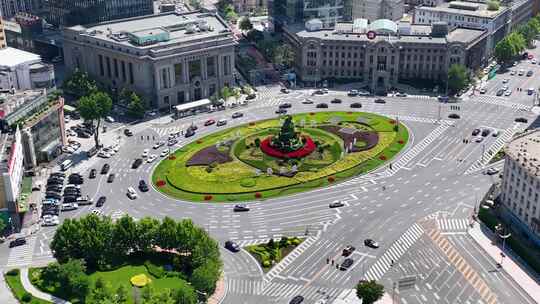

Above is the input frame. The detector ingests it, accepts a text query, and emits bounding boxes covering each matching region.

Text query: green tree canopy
[239,17,253,31]
[517,23,538,47]
[246,29,264,42]
[41,259,90,299]
[64,70,98,97]
[272,44,295,68]
[494,37,514,64]
[356,280,385,304]
[191,260,221,296]
[78,92,112,148]
[447,64,469,95]
[507,31,526,55]
[127,92,146,119]
[486,0,499,11]
[0,218,6,233]
[171,281,197,304]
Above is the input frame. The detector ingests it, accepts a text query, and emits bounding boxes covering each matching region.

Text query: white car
[486,168,500,175]
[62,146,75,154]
[475,137,484,143]
[42,215,59,226]
[91,209,103,216]
[504,90,512,96]
[98,151,111,158]
[518,69,525,76]
[142,149,149,158]
[127,187,138,199]
[113,145,120,152]
[315,299,328,304]
[302,98,314,104]
[358,90,370,96]
[61,203,78,211]
[153,142,165,149]
[105,116,115,123]
[502,78,509,84]
[160,149,170,157]
[147,154,157,163]
[510,70,516,76]
[532,59,537,64]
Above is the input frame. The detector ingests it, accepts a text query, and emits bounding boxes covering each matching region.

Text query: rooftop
[506,129,540,179]
[0,47,41,68]
[417,1,507,18]
[70,11,230,49]
[0,89,45,120]
[446,27,487,44]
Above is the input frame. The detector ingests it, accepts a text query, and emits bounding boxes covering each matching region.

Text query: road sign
[367,31,377,40]
[397,276,416,290]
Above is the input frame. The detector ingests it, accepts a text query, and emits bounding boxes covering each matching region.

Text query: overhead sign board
[367,31,377,40]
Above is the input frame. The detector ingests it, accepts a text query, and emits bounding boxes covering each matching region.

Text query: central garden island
[152,111,408,202]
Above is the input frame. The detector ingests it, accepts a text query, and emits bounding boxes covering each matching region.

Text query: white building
[0,126,23,212]
[413,1,511,57]
[352,0,405,22]
[500,129,540,246]
[0,47,55,90]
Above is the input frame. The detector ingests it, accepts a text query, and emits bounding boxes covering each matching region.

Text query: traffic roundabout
[152,111,409,202]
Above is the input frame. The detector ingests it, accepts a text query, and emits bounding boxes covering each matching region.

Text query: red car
[204,119,216,126]
[528,54,534,60]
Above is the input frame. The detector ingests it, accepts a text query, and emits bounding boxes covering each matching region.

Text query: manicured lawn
[152,111,408,202]
[5,270,51,304]
[245,238,304,271]
[30,264,190,304]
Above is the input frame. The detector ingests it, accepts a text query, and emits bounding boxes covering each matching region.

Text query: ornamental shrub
[205,166,213,173]
[6,269,19,276]
[21,292,32,302]
[144,261,165,278]
[292,238,302,245]
[262,260,271,267]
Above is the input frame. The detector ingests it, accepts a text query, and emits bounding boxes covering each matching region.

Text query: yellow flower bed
[130,274,151,287]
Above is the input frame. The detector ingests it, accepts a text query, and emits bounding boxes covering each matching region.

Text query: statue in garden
[271,115,303,152]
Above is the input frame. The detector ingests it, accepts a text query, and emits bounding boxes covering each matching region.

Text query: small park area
[152,111,409,202]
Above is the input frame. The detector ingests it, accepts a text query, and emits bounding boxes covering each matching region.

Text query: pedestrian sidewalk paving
[0,272,18,304]
[263,235,319,284]
[469,223,540,303]
[20,268,71,304]
[363,223,424,281]
[470,95,531,110]
[5,237,36,268]
[465,122,524,175]
[437,218,470,232]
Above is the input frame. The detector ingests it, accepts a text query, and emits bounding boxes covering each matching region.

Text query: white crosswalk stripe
[109,210,138,222]
[363,223,424,281]
[437,218,469,232]
[263,236,319,284]
[465,122,525,175]
[471,95,531,110]
[227,279,264,295]
[6,237,37,267]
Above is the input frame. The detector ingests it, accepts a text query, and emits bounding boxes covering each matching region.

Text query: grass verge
[5,269,51,304]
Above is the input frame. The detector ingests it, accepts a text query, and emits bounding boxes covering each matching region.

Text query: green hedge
[144,261,165,278]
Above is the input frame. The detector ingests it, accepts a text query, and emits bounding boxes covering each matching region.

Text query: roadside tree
[126,92,146,119]
[64,70,98,97]
[356,280,384,304]
[239,17,253,31]
[447,64,469,95]
[78,92,113,148]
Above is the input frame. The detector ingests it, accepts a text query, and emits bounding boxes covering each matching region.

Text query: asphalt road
[2,57,540,304]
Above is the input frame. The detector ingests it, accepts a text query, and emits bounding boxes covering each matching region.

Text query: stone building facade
[63,11,236,110]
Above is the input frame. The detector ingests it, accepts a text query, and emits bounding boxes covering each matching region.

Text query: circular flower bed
[260,136,316,159]
[389,120,396,124]
[130,274,151,287]
[168,155,176,160]
[327,176,336,183]
[398,139,405,144]
[196,140,203,144]
[379,155,387,161]
[204,195,213,201]
[255,192,262,198]
[156,180,166,187]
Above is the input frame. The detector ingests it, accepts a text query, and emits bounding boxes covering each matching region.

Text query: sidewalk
[0,272,18,304]
[207,274,226,304]
[468,223,540,303]
[20,268,71,304]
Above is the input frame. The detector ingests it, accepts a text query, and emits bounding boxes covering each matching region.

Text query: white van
[60,159,73,171]
[217,119,227,126]
[127,187,138,199]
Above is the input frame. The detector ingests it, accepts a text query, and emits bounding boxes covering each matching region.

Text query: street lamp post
[495,223,512,268]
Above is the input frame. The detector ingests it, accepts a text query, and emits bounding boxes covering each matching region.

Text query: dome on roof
[369,19,398,34]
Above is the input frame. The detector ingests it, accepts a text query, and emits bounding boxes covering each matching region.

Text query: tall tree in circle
[78,91,113,149]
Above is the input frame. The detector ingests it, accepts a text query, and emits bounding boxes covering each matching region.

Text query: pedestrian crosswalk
[472,95,531,110]
[465,122,524,175]
[363,223,424,281]
[437,218,470,232]
[260,281,344,301]
[227,278,264,295]
[109,210,138,222]
[264,236,318,284]
[6,237,36,267]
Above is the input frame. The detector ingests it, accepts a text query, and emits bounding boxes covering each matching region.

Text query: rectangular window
[223,56,231,76]
[121,61,126,81]
[128,62,134,84]
[113,59,118,78]
[98,55,104,76]
[189,60,202,81]
[209,84,216,97]
[177,91,185,104]
[207,57,216,77]
[174,63,183,85]
[161,68,169,89]
[106,57,111,77]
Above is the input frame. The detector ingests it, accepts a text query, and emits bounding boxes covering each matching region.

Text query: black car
[281,88,290,94]
[68,177,83,185]
[276,108,287,114]
[364,239,379,248]
[316,103,328,108]
[69,173,82,179]
[46,193,62,201]
[46,190,62,196]
[329,200,345,208]
[331,98,342,104]
[515,117,528,123]
[139,180,149,192]
[233,204,250,212]
[107,174,115,183]
[96,196,107,207]
[472,129,481,136]
[185,128,196,138]
[496,89,505,96]
[188,124,198,131]
[289,295,304,304]
[225,240,240,252]
[279,103,292,109]
[246,93,257,100]
[9,238,26,248]
[339,258,354,270]
[232,112,244,119]
[101,164,110,174]
[350,102,362,108]
[374,98,386,104]
[342,245,356,256]
[64,188,81,195]
[527,70,533,77]
[63,196,80,203]
[124,129,133,136]
[46,187,63,193]
[50,172,66,178]
[448,113,460,119]
[89,169,97,178]
[132,158,143,169]
[481,129,491,137]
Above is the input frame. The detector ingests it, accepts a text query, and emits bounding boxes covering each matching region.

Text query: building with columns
[62,11,236,110]
[0,18,6,48]
[283,19,487,93]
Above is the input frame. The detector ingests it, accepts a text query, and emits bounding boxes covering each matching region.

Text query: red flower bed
[255,192,262,198]
[389,120,396,124]
[204,195,213,201]
[156,180,166,187]
[168,155,176,160]
[347,112,353,114]
[309,112,316,116]
[327,176,335,183]
[249,122,256,126]
[260,136,316,158]
[379,155,387,161]
[398,140,405,144]
[196,140,203,144]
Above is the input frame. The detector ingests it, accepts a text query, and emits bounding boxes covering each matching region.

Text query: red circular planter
[156,180,166,187]
[327,176,336,183]
[260,136,316,159]
[255,192,262,198]
[389,120,396,124]
[309,112,316,116]
[398,140,405,144]
[379,155,387,161]
[204,195,213,201]
[196,140,203,144]
[168,155,176,160]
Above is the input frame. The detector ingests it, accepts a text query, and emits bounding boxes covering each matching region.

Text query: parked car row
[62,141,81,154]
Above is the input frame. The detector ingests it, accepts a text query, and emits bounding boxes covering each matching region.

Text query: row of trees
[495,15,540,64]
[50,214,222,296]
